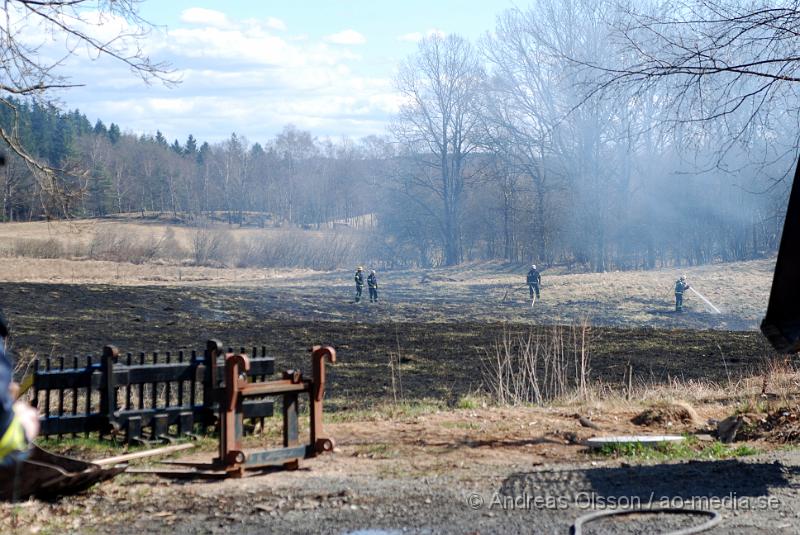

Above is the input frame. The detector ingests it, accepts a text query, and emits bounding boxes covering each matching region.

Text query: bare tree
[483,0,629,271]
[0,0,174,211]
[588,0,800,164]
[392,34,486,266]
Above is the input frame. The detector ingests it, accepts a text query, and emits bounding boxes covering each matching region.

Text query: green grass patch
[456,394,486,410]
[596,436,761,461]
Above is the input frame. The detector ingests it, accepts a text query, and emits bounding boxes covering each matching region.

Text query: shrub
[13,238,65,259]
[482,320,593,406]
[88,226,167,264]
[234,229,366,270]
[190,226,232,266]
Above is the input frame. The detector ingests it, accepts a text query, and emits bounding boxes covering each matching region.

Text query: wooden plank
[33,369,98,390]
[93,443,195,466]
[31,359,236,391]
[242,381,307,396]
[39,414,105,436]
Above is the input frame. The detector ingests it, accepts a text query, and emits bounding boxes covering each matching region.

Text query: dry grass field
[0,217,776,330]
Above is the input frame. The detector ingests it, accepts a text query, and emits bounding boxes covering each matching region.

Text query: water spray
[689,287,721,314]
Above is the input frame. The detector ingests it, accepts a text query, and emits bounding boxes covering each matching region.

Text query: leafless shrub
[191,225,232,267]
[759,355,800,401]
[88,226,168,264]
[12,238,65,259]
[482,320,593,406]
[234,229,366,270]
[158,226,186,261]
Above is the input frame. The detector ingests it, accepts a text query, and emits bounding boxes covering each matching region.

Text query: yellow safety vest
[0,416,26,461]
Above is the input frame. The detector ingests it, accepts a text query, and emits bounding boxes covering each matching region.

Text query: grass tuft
[596,436,761,461]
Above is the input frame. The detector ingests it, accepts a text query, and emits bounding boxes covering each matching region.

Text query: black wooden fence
[28,340,276,444]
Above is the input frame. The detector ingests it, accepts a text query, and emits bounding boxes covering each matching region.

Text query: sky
[45,1,519,145]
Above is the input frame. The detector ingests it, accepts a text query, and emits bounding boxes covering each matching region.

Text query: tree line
[0,0,793,271]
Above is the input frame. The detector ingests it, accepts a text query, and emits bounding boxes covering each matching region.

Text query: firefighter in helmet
[367,270,379,302]
[354,266,365,303]
[675,275,690,312]
[527,264,541,300]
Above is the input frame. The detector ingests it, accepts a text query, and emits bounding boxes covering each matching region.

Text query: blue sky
[50,1,519,145]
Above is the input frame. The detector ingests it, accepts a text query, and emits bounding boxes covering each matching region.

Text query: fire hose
[571,506,721,535]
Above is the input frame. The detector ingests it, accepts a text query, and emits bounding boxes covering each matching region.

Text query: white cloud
[38,9,393,141]
[397,28,446,43]
[266,17,287,31]
[324,29,367,45]
[180,8,232,29]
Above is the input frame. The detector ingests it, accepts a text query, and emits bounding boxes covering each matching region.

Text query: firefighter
[527,264,541,300]
[0,312,39,465]
[367,270,379,302]
[675,275,691,312]
[354,266,365,303]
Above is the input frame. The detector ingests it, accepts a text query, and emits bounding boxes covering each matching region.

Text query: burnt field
[4,273,799,535]
[3,281,771,411]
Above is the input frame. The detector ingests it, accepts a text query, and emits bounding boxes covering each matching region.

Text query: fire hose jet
[689,287,721,314]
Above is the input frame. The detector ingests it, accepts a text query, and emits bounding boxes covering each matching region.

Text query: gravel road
[37,448,798,535]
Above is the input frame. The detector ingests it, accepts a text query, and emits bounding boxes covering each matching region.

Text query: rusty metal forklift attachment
[762,156,800,354]
[143,345,337,478]
[0,445,125,501]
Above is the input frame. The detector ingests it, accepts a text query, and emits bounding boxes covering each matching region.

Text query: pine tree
[155,130,168,148]
[197,141,211,165]
[49,115,74,165]
[108,123,121,144]
[71,110,92,136]
[94,119,107,136]
[184,134,197,157]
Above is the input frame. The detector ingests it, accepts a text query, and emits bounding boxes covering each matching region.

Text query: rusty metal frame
[214,344,336,476]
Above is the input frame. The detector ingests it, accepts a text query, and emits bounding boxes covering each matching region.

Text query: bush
[234,229,366,270]
[190,226,232,266]
[13,238,65,259]
[482,320,593,406]
[88,226,167,264]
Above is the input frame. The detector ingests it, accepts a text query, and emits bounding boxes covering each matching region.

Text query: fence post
[100,345,119,435]
[203,340,223,430]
